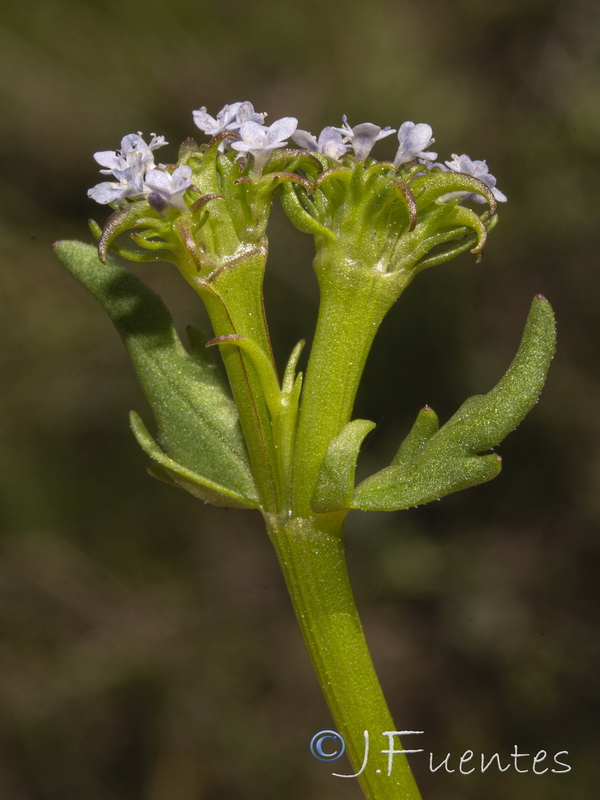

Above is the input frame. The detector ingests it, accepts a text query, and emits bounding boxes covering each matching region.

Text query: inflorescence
[88,100,506,210]
[87,100,507,280]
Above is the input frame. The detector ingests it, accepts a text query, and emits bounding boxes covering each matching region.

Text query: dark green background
[1,1,598,798]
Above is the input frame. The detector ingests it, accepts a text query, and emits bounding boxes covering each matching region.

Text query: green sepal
[54,240,259,506]
[96,202,166,264]
[410,171,497,212]
[311,419,376,512]
[130,412,259,508]
[313,165,353,193]
[414,213,497,272]
[245,171,312,195]
[265,148,323,177]
[279,184,337,242]
[444,205,489,255]
[389,179,418,230]
[353,295,556,511]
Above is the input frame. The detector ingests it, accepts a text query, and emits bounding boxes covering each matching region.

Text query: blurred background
[1,1,599,798]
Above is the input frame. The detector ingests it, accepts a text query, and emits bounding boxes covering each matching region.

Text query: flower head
[292,126,347,160]
[88,133,167,206]
[393,122,437,167]
[230,117,298,174]
[334,116,396,161]
[192,101,266,138]
[442,153,507,203]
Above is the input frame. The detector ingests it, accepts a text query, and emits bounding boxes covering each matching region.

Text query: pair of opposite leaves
[54,241,556,515]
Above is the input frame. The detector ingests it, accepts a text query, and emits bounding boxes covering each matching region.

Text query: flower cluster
[193,101,300,172]
[88,132,193,210]
[88,100,507,211]
[192,100,266,137]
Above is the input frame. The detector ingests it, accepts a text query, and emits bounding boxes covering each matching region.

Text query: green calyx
[91,144,499,291]
[280,160,498,283]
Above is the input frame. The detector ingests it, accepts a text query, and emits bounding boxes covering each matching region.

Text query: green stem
[292,252,410,515]
[265,512,422,800]
[192,247,281,512]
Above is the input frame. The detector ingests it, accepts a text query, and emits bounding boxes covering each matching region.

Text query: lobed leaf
[353,295,556,511]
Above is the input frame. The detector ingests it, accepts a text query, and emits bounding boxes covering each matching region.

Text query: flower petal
[292,129,319,150]
[265,117,298,146]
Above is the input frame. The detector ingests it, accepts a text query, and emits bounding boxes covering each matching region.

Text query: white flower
[393,122,437,167]
[93,133,167,175]
[88,159,149,205]
[230,117,298,173]
[442,153,507,203]
[235,101,266,128]
[292,126,347,159]
[88,132,168,205]
[192,101,266,137]
[193,105,237,137]
[88,170,146,205]
[334,116,396,161]
[144,165,193,211]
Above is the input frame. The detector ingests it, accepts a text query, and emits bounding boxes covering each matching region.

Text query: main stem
[265,513,422,800]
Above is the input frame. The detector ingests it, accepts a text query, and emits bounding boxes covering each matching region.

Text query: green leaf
[130,412,258,508]
[311,419,376,512]
[54,240,259,507]
[353,295,556,511]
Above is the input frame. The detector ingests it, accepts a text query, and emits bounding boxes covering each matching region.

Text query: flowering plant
[55,100,555,800]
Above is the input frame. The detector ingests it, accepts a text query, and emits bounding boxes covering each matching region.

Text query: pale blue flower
[292,126,347,159]
[144,165,193,211]
[88,133,167,205]
[334,116,396,161]
[441,153,507,203]
[230,117,298,173]
[87,170,146,205]
[393,122,437,167]
[192,101,266,137]
[93,133,167,175]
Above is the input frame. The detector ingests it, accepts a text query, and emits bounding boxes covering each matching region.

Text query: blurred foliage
[1,0,599,798]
